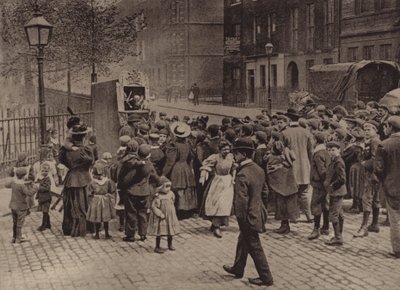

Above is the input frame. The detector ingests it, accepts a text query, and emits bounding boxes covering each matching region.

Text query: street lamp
[265,42,274,114]
[24,7,53,148]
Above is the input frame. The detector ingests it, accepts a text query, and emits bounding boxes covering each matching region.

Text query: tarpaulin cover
[309,60,400,103]
[379,88,400,108]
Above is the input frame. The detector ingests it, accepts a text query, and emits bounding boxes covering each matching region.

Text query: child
[87,163,116,239]
[324,141,347,246]
[148,177,180,253]
[308,132,331,240]
[36,163,52,231]
[6,167,37,243]
[10,152,35,213]
[265,141,298,234]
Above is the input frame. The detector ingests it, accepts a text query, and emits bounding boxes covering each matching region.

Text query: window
[232,67,241,89]
[355,0,373,14]
[271,64,277,88]
[363,46,374,60]
[255,16,261,35]
[234,24,241,37]
[348,47,358,62]
[267,13,277,39]
[323,0,334,48]
[290,8,299,51]
[380,44,392,59]
[171,1,181,23]
[306,4,315,51]
[323,58,333,64]
[375,0,390,10]
[306,60,315,89]
[260,65,266,88]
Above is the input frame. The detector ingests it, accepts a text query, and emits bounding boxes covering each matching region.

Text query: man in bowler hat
[223,137,273,286]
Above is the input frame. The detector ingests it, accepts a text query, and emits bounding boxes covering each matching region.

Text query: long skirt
[62,186,89,237]
[275,192,299,221]
[174,187,197,211]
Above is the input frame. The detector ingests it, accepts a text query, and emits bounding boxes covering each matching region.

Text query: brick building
[119,0,224,102]
[223,0,340,108]
[340,0,400,63]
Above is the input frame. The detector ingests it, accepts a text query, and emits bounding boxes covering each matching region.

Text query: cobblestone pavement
[1,187,399,290]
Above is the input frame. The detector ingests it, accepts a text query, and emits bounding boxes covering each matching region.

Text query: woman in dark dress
[59,123,94,237]
[163,122,197,219]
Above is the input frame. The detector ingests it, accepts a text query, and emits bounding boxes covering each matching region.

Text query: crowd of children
[6,99,400,258]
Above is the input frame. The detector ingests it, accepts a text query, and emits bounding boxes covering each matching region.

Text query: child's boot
[11,224,17,243]
[168,236,175,251]
[325,222,343,246]
[37,214,46,231]
[93,223,100,239]
[104,222,112,239]
[46,213,51,229]
[368,207,380,233]
[154,236,165,254]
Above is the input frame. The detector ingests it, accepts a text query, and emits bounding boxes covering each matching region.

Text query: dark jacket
[6,180,37,211]
[324,155,346,197]
[118,154,160,196]
[36,176,52,203]
[375,133,400,210]
[59,144,94,188]
[234,160,268,233]
[310,145,331,189]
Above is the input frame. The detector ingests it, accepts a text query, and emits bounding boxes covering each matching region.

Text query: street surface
[1,186,399,290]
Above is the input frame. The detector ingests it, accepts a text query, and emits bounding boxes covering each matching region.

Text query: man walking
[375,116,400,258]
[223,138,273,286]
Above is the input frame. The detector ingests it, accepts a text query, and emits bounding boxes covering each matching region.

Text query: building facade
[340,0,400,63]
[223,0,340,108]
[120,0,224,102]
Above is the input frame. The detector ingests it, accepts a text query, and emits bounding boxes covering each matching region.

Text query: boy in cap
[308,132,331,240]
[6,168,38,243]
[354,120,381,237]
[324,141,346,246]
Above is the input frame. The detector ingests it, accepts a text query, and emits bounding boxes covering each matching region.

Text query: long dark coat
[234,160,268,233]
[375,133,400,210]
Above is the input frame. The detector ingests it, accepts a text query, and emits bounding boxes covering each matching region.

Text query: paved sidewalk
[1,187,399,290]
[150,100,264,119]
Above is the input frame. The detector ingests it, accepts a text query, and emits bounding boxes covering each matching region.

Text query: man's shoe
[273,225,290,234]
[168,245,176,251]
[118,226,124,232]
[325,237,343,246]
[105,234,112,239]
[93,234,100,240]
[248,277,274,286]
[367,224,380,233]
[140,235,147,241]
[122,236,135,242]
[347,208,360,214]
[388,252,400,258]
[320,228,330,235]
[11,238,16,244]
[154,247,165,254]
[307,228,320,240]
[37,226,46,232]
[222,265,243,278]
[213,228,222,238]
[353,226,368,238]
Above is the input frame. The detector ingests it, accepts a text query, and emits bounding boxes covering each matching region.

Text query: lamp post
[24,7,53,147]
[265,42,274,114]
